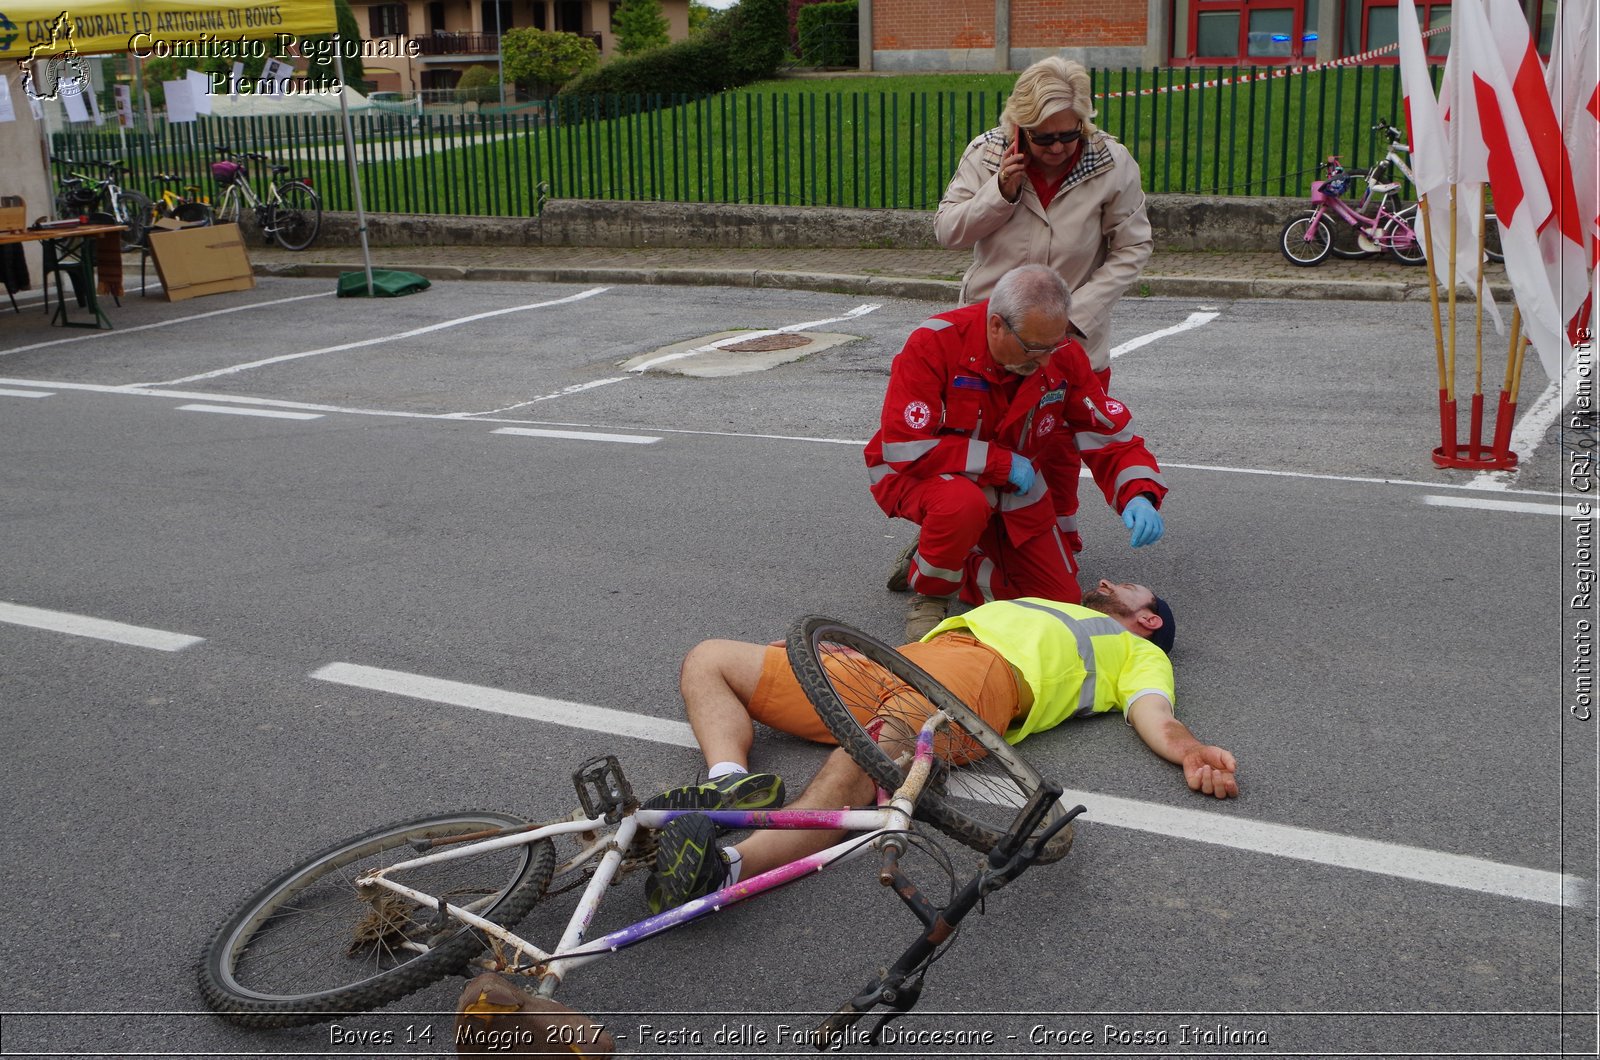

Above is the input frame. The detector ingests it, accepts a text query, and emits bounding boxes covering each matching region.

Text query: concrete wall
[318,194,1301,252]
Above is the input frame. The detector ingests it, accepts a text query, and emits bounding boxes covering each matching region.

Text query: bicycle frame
[356,714,950,999]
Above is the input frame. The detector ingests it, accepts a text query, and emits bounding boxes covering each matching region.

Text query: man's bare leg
[678,639,768,770]
[729,749,877,878]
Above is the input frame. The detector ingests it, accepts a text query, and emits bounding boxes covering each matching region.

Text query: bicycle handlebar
[811,785,1082,1049]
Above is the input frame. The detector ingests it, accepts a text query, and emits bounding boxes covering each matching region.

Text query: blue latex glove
[1007,454,1036,493]
[1122,495,1164,548]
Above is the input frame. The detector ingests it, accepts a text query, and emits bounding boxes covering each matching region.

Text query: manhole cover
[720,334,813,353]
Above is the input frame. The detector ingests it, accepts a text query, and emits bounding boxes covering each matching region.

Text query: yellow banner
[0,1,338,61]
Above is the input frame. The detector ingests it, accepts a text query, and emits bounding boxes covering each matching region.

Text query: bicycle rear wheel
[270,181,321,251]
[117,190,152,251]
[199,811,553,1028]
[786,616,1073,863]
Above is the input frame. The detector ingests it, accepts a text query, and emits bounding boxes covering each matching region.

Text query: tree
[300,0,366,93]
[612,0,670,56]
[501,28,599,95]
[455,64,501,103]
[688,1,714,36]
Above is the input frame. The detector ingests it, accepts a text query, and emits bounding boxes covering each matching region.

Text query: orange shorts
[746,633,1022,746]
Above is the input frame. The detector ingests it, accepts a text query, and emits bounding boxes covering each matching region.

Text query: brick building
[856,0,1556,71]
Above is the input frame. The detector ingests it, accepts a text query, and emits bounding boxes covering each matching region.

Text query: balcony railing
[416,29,601,56]
[415,30,603,56]
[416,32,500,55]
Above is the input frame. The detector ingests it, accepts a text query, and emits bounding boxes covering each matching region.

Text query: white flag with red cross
[1482,0,1589,341]
[1450,0,1572,379]
[1544,0,1599,341]
[1400,0,1499,328]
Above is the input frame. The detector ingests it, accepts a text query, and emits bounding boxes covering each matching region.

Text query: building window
[1186,0,1316,63]
[1344,1,1451,63]
[369,3,408,37]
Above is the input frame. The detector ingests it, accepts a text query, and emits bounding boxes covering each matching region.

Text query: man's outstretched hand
[1182,745,1238,799]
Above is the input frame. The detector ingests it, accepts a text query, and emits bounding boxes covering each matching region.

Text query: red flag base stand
[1431,443,1519,469]
[1431,391,1519,470]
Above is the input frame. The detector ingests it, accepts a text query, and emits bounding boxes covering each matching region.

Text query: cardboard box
[148,223,255,302]
[0,196,26,232]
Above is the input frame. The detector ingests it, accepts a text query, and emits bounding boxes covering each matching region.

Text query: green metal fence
[54,64,1419,218]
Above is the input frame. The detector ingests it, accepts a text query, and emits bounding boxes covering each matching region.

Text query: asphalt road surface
[0,277,1593,1059]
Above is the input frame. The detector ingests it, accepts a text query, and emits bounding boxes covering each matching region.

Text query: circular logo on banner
[904,401,932,429]
[1104,399,1125,416]
[1036,413,1057,437]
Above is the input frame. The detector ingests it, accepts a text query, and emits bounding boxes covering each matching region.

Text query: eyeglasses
[1024,128,1083,147]
[1001,317,1069,357]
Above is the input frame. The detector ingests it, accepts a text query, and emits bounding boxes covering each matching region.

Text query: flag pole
[1489,308,1524,460]
[1470,192,1487,458]
[1444,185,1461,457]
[331,39,374,297]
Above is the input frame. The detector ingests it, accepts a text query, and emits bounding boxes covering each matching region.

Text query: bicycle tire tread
[786,617,1073,864]
[198,810,552,1029]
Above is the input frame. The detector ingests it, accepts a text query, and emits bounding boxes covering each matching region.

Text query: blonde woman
[935,56,1153,389]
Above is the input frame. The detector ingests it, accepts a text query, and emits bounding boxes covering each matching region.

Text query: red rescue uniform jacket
[864,301,1167,546]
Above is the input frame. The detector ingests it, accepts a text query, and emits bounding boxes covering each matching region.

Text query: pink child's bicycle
[1280,137,1427,267]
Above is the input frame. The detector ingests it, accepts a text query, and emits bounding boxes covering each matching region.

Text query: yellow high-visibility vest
[927,597,1175,744]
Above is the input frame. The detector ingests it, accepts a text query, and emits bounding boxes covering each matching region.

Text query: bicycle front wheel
[270,181,321,251]
[199,811,553,1028]
[787,617,1074,863]
[118,190,152,251]
[1279,212,1332,266]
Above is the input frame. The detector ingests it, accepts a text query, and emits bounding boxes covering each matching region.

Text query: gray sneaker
[904,594,950,642]
[886,538,919,593]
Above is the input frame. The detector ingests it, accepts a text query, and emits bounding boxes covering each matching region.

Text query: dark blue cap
[1149,596,1176,655]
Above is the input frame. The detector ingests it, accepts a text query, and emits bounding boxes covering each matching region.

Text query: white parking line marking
[0,601,203,652]
[449,377,633,418]
[628,303,881,373]
[1423,494,1576,516]
[1110,310,1221,359]
[492,426,660,445]
[310,662,697,747]
[1046,785,1585,908]
[1467,361,1586,490]
[178,403,324,420]
[0,387,52,397]
[0,375,1573,501]
[143,286,612,386]
[311,659,1583,907]
[0,291,329,357]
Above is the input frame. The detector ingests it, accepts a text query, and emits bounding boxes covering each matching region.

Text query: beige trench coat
[934,127,1154,372]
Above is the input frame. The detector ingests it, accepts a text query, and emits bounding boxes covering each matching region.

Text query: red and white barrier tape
[1091,25,1447,101]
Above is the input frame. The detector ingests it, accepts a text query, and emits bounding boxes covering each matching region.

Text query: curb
[254,261,1512,305]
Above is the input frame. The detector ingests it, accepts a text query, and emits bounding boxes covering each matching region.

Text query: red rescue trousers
[892,475,1081,606]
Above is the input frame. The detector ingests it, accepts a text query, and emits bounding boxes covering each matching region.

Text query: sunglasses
[1024,128,1083,147]
[1001,317,1069,357]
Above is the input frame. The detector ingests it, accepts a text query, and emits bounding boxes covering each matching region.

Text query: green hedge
[796,1,856,68]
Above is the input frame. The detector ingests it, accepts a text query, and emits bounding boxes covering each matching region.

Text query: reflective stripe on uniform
[974,557,998,602]
[1073,427,1136,452]
[916,317,955,333]
[883,439,938,463]
[1112,465,1166,496]
[965,439,990,475]
[1006,599,1126,717]
[911,552,964,583]
[998,473,1049,511]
